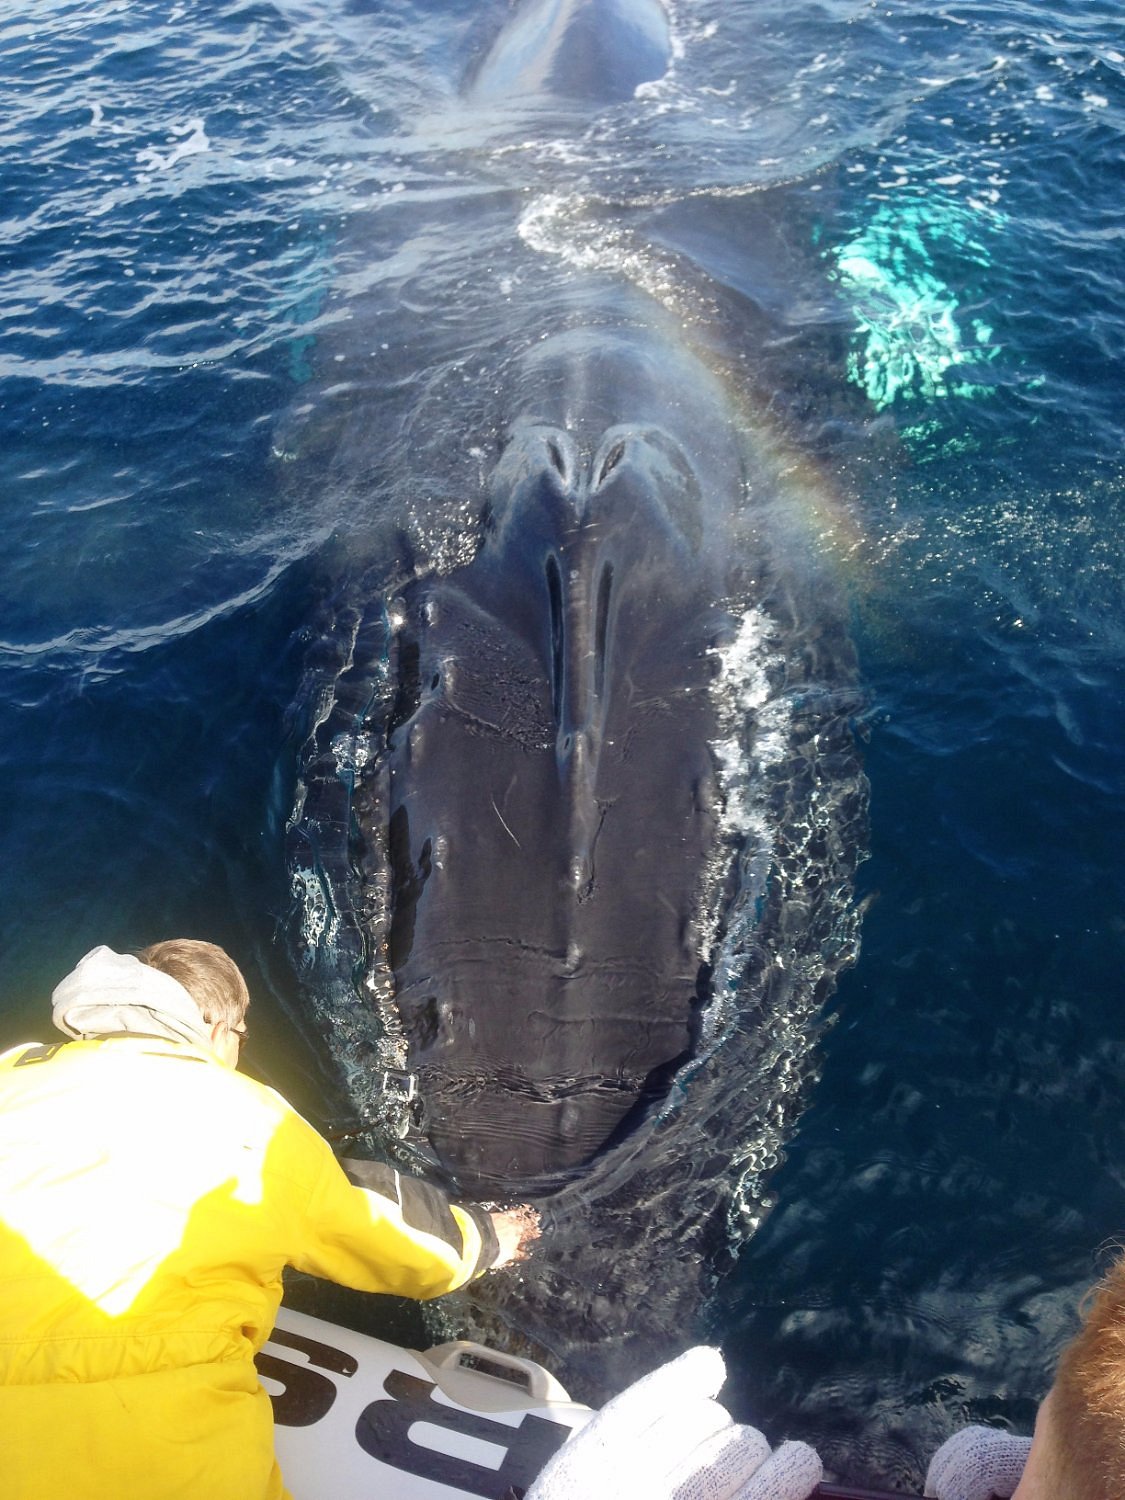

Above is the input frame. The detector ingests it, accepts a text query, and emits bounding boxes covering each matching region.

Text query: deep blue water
[2,0,1124,1490]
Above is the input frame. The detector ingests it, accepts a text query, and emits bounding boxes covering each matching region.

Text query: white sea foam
[518,192,693,317]
[291,863,336,951]
[702,607,794,1027]
[136,117,210,175]
[709,607,792,838]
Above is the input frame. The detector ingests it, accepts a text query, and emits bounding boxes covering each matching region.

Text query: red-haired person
[927,1253,1125,1499]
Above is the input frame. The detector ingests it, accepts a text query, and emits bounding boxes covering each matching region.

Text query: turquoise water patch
[830,199,1002,423]
[273,230,335,385]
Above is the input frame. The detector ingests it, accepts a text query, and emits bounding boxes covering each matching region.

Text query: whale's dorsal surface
[383,412,730,1185]
[465,0,672,105]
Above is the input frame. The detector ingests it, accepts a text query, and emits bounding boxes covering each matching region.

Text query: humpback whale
[380,328,741,1190]
[281,0,868,1391]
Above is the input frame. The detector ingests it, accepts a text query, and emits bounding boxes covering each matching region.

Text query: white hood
[52,945,213,1049]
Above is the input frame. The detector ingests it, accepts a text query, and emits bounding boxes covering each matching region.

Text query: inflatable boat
[257,1305,916,1500]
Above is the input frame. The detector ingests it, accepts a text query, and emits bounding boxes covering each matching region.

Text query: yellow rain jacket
[0,1035,497,1500]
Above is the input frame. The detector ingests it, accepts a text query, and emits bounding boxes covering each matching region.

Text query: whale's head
[381,365,741,1192]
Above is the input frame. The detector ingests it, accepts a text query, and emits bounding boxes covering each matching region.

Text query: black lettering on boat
[356,1368,572,1496]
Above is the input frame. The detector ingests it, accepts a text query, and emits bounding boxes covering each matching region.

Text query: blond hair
[1046,1254,1125,1498]
[136,940,250,1033]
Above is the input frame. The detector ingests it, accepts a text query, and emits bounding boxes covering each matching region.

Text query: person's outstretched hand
[488,1204,541,1268]
[525,1344,822,1500]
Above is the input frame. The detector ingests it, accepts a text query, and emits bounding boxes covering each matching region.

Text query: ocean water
[2,0,1123,1491]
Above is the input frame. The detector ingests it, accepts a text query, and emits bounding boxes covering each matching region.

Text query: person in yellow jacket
[0,940,540,1500]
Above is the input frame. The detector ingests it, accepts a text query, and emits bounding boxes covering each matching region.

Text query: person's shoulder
[223,1067,326,1142]
[217,1062,292,1112]
[223,1072,340,1192]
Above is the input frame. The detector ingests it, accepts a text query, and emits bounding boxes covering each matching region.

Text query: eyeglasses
[231,1023,248,1043]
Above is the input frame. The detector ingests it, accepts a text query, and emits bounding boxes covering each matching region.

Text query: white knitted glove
[525,1346,822,1500]
[924,1426,1032,1500]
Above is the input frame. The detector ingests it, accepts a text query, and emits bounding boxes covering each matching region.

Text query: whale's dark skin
[384,407,732,1187]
